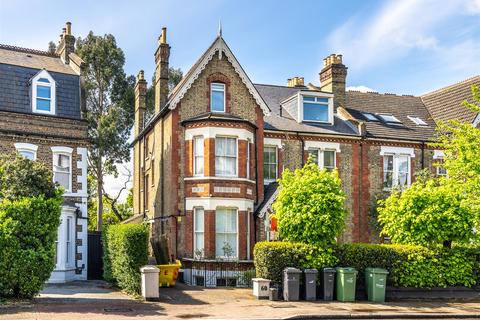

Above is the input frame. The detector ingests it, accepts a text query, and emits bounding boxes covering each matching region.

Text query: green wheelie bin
[335,267,358,302]
[365,267,389,302]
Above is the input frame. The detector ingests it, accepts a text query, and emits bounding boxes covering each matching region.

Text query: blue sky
[1,0,480,199]
[2,0,480,95]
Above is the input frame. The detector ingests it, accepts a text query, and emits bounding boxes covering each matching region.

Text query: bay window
[263,146,277,183]
[211,83,225,112]
[215,208,237,258]
[383,154,410,189]
[215,137,237,176]
[193,136,204,176]
[194,208,204,256]
[308,148,336,171]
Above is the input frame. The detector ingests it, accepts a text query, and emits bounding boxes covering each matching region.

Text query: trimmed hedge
[103,224,148,295]
[0,195,62,298]
[254,241,480,288]
[254,241,337,285]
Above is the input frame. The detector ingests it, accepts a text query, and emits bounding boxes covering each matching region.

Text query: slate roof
[421,76,480,124]
[255,182,278,215]
[181,111,254,125]
[0,45,82,119]
[255,84,359,136]
[345,91,437,141]
[0,45,77,75]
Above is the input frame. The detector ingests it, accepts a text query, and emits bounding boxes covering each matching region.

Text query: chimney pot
[287,76,304,87]
[160,27,167,44]
[62,27,66,35]
[138,70,145,81]
[65,22,71,35]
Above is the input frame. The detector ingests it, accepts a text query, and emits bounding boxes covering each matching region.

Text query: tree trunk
[96,160,103,231]
[443,240,452,248]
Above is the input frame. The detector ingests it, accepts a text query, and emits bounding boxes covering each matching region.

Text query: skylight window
[378,114,401,124]
[407,116,428,126]
[362,112,379,121]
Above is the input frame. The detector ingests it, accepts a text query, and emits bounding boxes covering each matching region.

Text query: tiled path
[1,281,480,319]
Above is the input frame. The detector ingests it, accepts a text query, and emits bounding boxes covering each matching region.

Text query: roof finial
[218,20,222,37]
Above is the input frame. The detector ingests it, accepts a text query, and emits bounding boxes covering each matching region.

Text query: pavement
[1,281,480,319]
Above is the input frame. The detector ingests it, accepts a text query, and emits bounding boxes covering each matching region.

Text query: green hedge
[0,195,62,298]
[254,241,480,288]
[103,224,149,295]
[254,241,337,285]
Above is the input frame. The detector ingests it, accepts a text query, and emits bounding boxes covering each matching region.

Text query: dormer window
[32,70,56,115]
[362,112,379,121]
[211,83,225,112]
[296,93,334,124]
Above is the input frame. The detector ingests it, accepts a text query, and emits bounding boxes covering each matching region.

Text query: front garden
[254,86,480,293]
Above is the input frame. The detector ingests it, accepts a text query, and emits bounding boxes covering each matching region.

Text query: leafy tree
[0,155,57,200]
[0,155,62,298]
[144,68,183,122]
[377,178,476,247]
[76,32,135,231]
[273,160,346,245]
[378,85,480,247]
[47,41,56,55]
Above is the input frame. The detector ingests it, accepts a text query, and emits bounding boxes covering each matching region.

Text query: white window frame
[407,115,428,126]
[210,82,226,112]
[297,92,334,124]
[14,143,38,160]
[378,114,402,124]
[65,216,73,267]
[32,69,56,115]
[215,207,238,259]
[193,136,204,176]
[433,150,447,177]
[383,154,411,190]
[263,145,278,184]
[193,207,205,258]
[215,136,238,177]
[51,146,73,193]
[307,148,337,171]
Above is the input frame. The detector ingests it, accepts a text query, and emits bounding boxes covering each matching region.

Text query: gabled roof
[421,75,480,124]
[346,91,436,141]
[0,44,78,75]
[166,36,270,116]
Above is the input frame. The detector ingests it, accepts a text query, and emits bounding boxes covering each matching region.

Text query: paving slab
[1,281,480,319]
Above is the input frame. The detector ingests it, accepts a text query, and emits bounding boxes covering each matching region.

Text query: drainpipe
[421,141,425,169]
[247,211,251,260]
[254,126,258,245]
[299,133,305,166]
[74,207,87,274]
[358,142,364,243]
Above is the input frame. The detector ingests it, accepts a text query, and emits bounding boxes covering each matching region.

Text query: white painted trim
[304,141,341,152]
[215,136,238,177]
[75,147,88,197]
[215,207,239,259]
[185,127,254,141]
[14,143,38,160]
[185,197,254,211]
[32,69,56,115]
[168,37,270,116]
[184,176,255,183]
[51,146,73,154]
[193,136,205,177]
[380,146,415,157]
[297,91,334,124]
[193,207,205,255]
[473,113,480,127]
[264,138,282,148]
[51,146,73,193]
[433,150,445,159]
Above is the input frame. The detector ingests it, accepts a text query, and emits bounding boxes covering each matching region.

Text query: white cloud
[328,0,476,72]
[346,85,376,93]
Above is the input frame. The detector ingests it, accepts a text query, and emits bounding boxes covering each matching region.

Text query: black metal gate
[87,231,103,280]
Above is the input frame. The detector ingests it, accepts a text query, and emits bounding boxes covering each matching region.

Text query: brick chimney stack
[56,22,75,64]
[134,70,147,137]
[154,27,171,113]
[319,54,347,109]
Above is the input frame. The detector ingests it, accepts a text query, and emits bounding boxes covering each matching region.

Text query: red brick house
[0,23,89,283]
[131,28,479,286]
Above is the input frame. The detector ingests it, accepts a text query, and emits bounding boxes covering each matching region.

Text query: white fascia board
[185,126,254,141]
[185,197,254,211]
[380,146,415,157]
[304,141,341,152]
